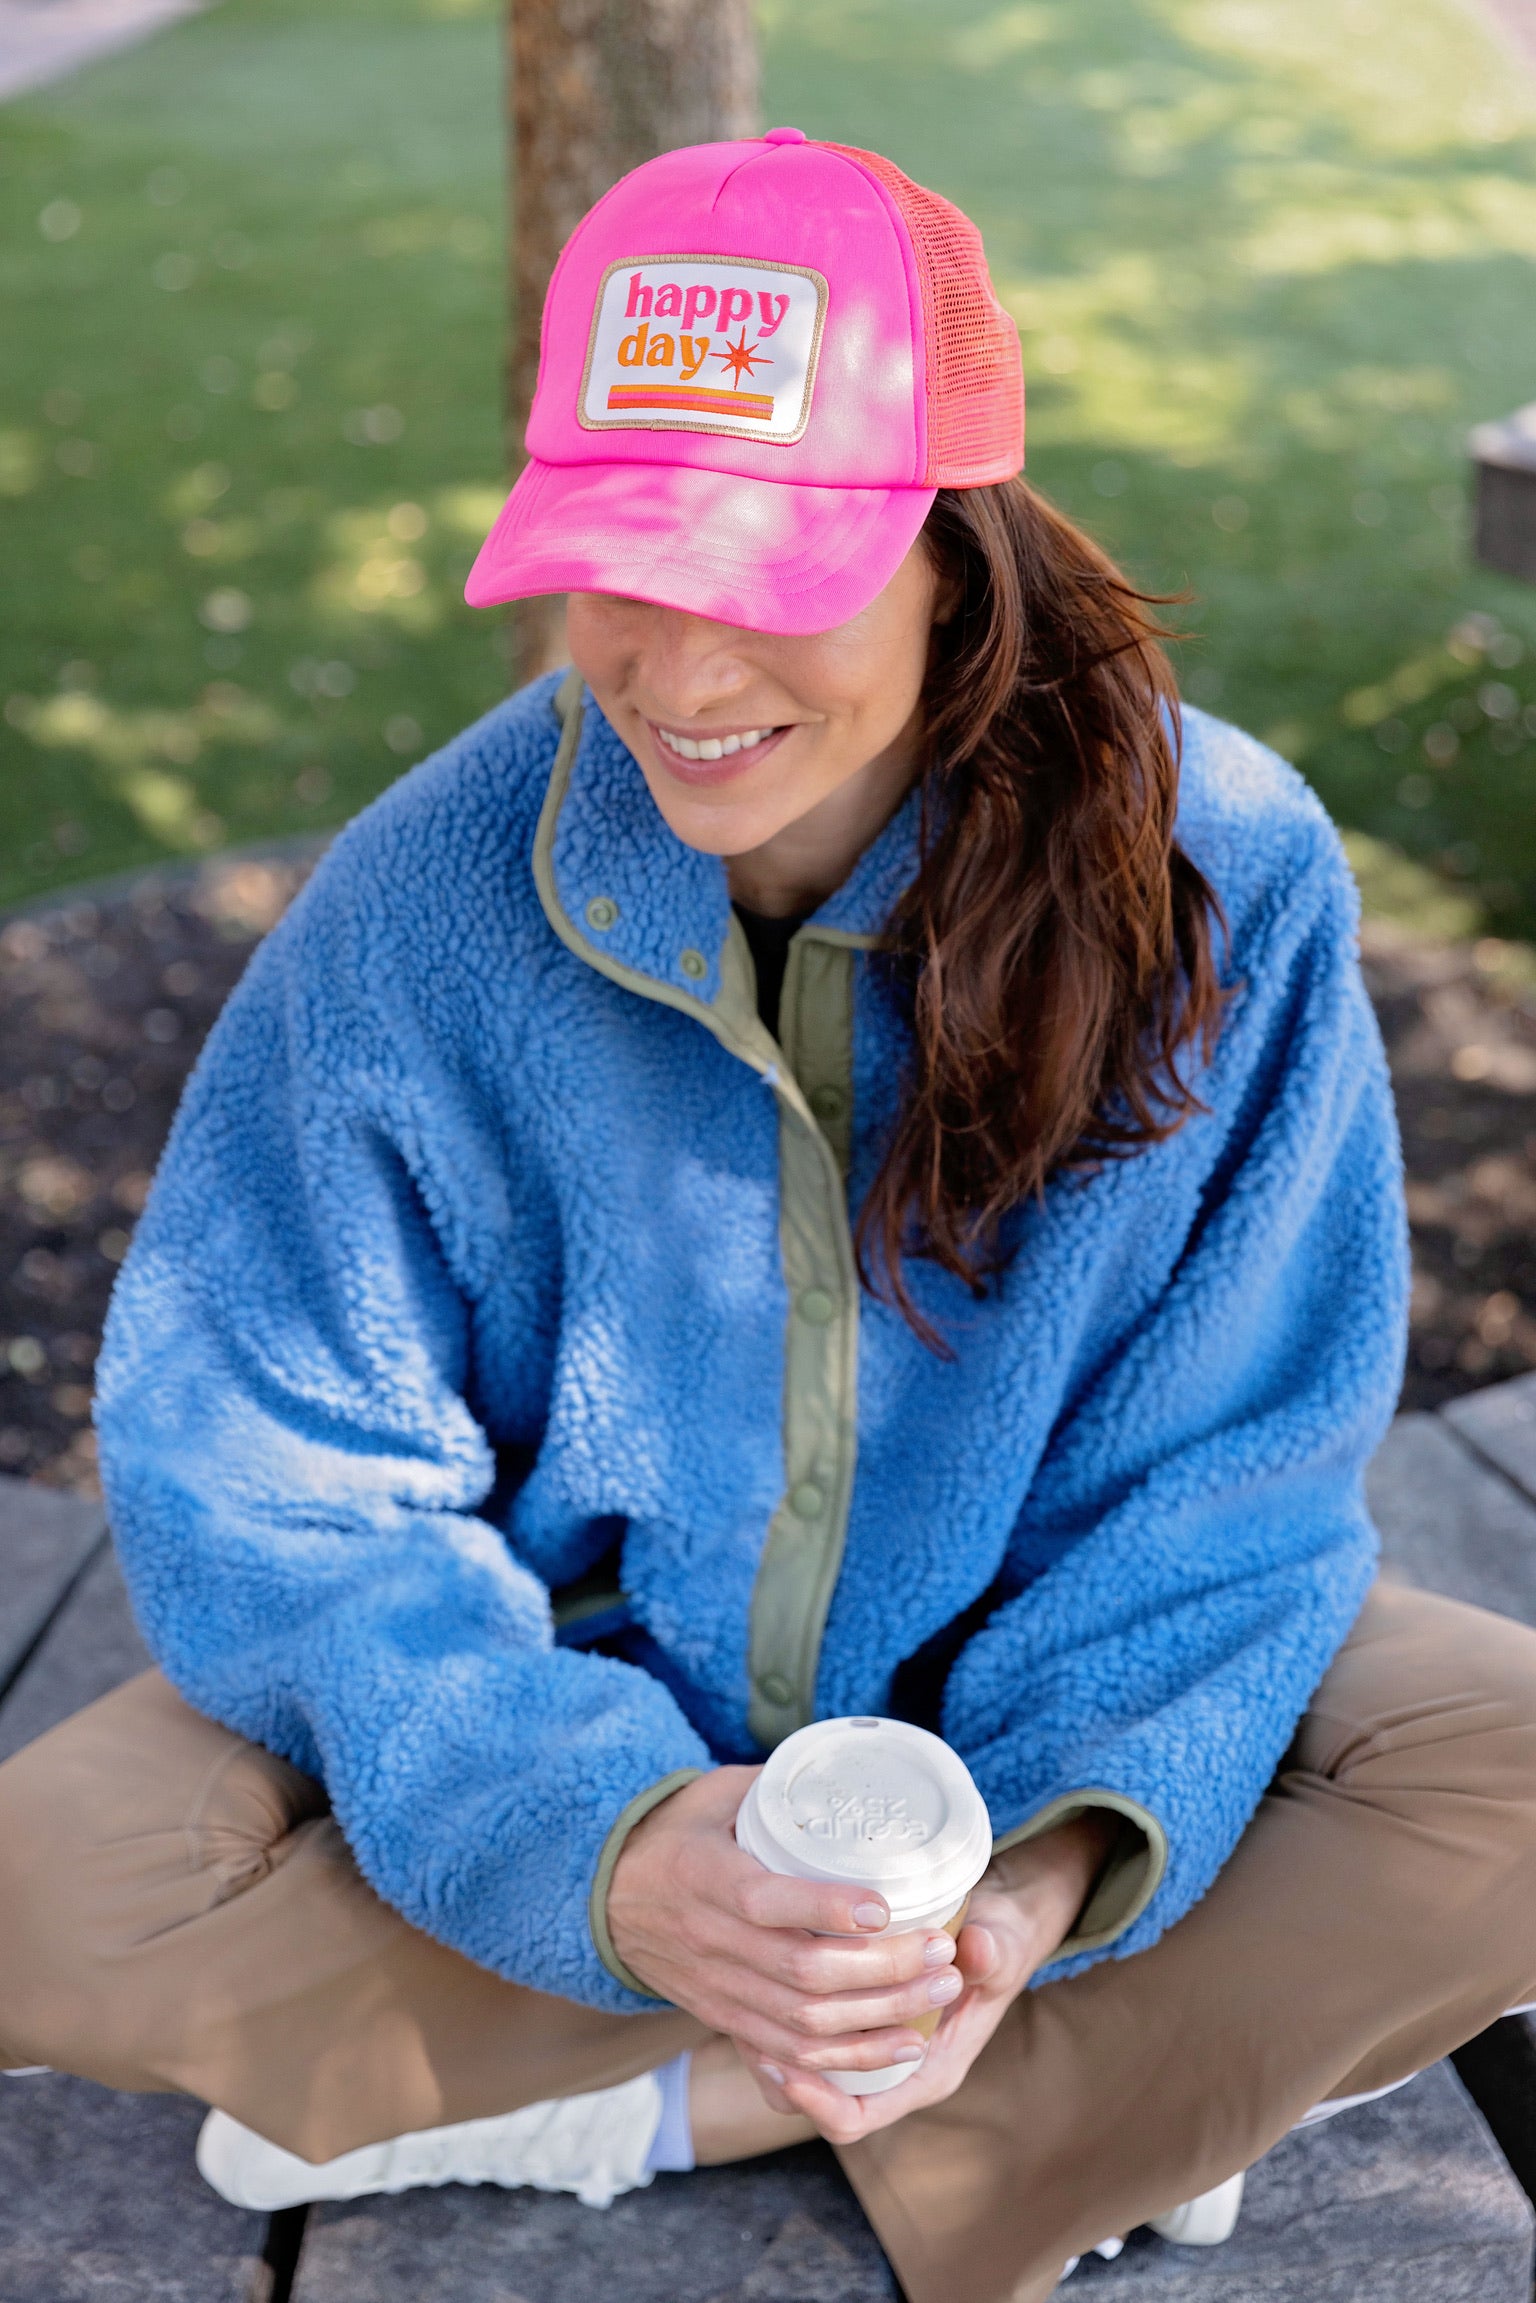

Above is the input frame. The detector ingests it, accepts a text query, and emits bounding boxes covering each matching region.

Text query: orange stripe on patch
[606,384,775,420]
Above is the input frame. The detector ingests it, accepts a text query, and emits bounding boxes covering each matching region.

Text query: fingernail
[852,1902,887,1930]
[760,2063,786,2085]
[923,1933,956,1965]
[928,1968,963,2004]
[891,2044,927,2063]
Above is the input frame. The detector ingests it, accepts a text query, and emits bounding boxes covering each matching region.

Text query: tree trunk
[506,0,759,680]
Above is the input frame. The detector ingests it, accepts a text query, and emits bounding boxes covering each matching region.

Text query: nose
[637,606,756,720]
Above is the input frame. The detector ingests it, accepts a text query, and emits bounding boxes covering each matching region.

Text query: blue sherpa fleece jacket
[96,671,1408,2013]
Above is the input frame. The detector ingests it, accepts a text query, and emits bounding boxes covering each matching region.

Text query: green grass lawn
[5,0,1536,942]
[0,0,509,896]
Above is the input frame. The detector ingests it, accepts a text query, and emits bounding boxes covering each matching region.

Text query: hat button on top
[763,125,806,144]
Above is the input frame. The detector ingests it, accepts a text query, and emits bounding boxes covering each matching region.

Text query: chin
[646,784,789,860]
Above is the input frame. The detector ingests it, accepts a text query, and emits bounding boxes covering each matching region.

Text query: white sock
[196,2070,666,2213]
[641,2052,694,2175]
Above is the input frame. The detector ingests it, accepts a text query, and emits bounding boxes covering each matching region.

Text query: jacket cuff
[588,1768,707,1998]
[990,1789,1167,1961]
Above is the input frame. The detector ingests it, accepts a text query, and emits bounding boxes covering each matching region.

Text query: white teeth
[657,725,773,764]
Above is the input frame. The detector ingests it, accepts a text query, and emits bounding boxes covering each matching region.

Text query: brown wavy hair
[857,475,1229,1347]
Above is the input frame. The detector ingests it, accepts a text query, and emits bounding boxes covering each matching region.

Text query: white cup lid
[735,1716,992,1927]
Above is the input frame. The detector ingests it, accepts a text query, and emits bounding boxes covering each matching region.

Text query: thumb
[743,2048,799,2116]
[958,1921,1001,1981]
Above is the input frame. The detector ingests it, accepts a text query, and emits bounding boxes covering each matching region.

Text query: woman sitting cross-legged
[3,132,1535,2303]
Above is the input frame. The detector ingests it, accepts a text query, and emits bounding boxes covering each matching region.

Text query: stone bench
[4,1377,1536,2299]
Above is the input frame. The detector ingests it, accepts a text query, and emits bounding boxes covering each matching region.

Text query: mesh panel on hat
[824,144,1024,490]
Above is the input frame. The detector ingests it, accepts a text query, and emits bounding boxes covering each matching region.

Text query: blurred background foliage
[4,0,1536,944]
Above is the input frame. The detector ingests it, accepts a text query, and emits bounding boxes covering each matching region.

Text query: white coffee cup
[734,1715,993,2095]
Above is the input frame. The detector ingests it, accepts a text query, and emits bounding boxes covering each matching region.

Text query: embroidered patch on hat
[578,257,828,444]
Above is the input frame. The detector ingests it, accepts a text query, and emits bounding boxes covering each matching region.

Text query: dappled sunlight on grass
[949,7,1052,69]
[0,0,508,902]
[312,500,445,632]
[1236,177,1536,276]
[7,678,287,851]
[764,0,1536,939]
[1002,265,1258,459]
[1186,0,1532,155]
[1342,830,1484,942]
[5,0,1536,940]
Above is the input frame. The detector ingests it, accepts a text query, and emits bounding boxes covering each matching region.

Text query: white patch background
[580,258,826,442]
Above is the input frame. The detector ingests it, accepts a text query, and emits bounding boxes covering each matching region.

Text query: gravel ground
[2,862,1534,1494]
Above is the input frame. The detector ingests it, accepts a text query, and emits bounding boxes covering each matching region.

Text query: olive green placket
[746,922,868,1748]
[539,679,1170,1999]
[533,675,870,1753]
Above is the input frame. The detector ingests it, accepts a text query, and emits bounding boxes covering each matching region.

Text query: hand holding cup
[607,1763,968,2081]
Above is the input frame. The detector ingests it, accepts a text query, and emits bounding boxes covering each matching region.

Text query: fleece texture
[96,672,1408,2013]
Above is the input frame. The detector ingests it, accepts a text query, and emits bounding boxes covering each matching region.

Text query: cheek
[565,600,635,701]
[807,613,929,740]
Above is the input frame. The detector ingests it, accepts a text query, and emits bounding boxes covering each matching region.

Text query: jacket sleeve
[942,823,1408,1977]
[95,821,711,2015]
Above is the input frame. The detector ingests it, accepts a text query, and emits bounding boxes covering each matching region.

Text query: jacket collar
[537,679,920,1013]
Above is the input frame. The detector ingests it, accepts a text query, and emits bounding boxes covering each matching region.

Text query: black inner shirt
[732,903,810,1042]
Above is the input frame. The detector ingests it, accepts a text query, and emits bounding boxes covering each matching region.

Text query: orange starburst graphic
[715,330,772,389]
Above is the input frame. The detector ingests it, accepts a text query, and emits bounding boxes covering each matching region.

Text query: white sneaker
[1060,2170,1245,2280]
[1060,2237,1125,2277]
[196,2070,663,2213]
[1149,2169,1246,2245]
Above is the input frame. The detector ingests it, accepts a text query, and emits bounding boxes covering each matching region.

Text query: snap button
[797,1288,835,1327]
[679,948,708,981]
[763,125,807,145]
[809,1084,845,1123]
[789,1481,824,1520]
[758,1671,795,1706]
[585,896,619,932]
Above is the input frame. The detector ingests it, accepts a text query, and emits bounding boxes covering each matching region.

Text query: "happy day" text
[623,272,790,336]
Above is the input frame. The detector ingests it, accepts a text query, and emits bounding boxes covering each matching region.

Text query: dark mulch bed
[2,861,1534,1492]
[0,856,315,1491]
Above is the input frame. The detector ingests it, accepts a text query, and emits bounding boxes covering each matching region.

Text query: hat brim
[463,457,938,638]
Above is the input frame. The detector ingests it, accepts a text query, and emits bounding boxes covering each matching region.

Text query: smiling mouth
[654,723,780,763]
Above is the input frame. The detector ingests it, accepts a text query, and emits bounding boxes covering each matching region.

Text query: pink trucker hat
[464,129,1024,635]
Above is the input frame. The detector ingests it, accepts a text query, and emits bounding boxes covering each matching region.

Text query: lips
[643,718,792,787]
[657,723,774,762]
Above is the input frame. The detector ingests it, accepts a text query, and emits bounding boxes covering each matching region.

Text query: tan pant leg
[839,1583,1536,2303]
[0,1670,703,2162]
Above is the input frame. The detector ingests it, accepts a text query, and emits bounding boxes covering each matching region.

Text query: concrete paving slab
[0,1472,104,1697]
[1453,2013,1536,2203]
[294,2139,898,2303]
[292,2065,1531,2303]
[1442,1371,1536,1507]
[0,1539,150,1760]
[0,0,207,103]
[1070,2064,1532,2300]
[1367,1412,1536,1626]
[0,2070,264,2300]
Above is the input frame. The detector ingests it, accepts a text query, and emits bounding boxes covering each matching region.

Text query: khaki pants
[2,1582,1535,2303]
